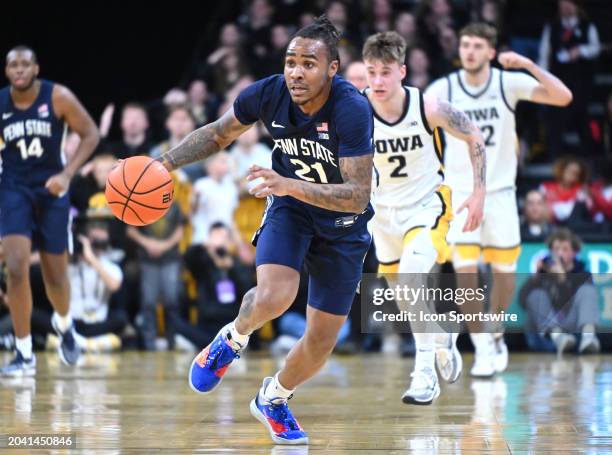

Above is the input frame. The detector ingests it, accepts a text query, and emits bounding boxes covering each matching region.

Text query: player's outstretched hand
[498,51,533,70]
[457,190,485,232]
[247,165,292,198]
[45,171,71,197]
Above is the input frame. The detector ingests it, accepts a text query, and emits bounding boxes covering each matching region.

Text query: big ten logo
[162,189,174,204]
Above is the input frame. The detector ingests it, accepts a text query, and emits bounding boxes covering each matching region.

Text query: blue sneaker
[51,317,81,366]
[0,350,36,377]
[188,326,244,394]
[249,377,308,445]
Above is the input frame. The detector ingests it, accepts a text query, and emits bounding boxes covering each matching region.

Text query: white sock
[227,322,250,349]
[16,335,32,360]
[52,312,73,333]
[413,332,435,371]
[470,332,492,355]
[260,372,294,404]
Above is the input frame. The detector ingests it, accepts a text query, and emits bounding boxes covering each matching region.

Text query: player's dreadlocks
[293,15,341,64]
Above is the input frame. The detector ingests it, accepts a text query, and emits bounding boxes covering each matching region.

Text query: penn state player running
[363,32,486,405]
[0,46,100,375]
[426,24,572,377]
[158,17,373,445]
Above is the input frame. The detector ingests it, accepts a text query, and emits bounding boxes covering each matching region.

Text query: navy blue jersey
[0,79,67,188]
[233,74,374,220]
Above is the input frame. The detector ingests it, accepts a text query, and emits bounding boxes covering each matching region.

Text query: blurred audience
[344,61,368,91]
[521,190,553,241]
[520,228,600,355]
[191,151,239,244]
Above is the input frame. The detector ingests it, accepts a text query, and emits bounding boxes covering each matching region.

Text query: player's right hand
[457,190,485,232]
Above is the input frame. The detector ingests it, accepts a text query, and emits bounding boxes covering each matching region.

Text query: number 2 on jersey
[388,155,408,178]
[16,137,44,160]
[290,158,328,183]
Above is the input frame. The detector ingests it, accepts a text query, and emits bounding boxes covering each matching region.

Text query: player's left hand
[45,171,71,197]
[457,190,485,232]
[247,165,292,198]
[498,51,533,70]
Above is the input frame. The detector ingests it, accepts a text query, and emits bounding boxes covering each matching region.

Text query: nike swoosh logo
[2,113,13,120]
[271,121,285,128]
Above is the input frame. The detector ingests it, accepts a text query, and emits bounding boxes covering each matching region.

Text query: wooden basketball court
[1,352,610,453]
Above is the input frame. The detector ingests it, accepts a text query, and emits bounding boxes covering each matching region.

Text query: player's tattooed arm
[293,154,373,213]
[424,95,486,192]
[247,154,373,214]
[158,107,252,171]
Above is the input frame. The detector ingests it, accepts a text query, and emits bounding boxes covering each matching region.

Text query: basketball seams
[107,179,170,210]
[108,201,146,225]
[130,178,173,195]
[120,158,159,222]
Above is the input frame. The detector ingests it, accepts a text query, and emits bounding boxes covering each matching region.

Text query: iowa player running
[426,23,572,377]
[363,32,486,405]
[0,46,99,376]
[158,17,373,445]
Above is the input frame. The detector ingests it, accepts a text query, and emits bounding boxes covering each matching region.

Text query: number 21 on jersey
[290,158,328,183]
[16,137,44,160]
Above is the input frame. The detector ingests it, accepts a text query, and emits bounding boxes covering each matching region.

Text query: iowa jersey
[0,80,67,188]
[367,86,443,207]
[233,74,374,220]
[426,68,538,192]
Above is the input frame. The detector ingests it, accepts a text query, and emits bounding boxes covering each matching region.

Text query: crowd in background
[0,0,610,354]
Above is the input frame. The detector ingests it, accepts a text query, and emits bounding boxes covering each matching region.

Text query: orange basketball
[105,156,174,226]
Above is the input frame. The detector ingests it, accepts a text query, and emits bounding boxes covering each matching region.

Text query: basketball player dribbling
[158,16,374,445]
[0,46,100,376]
[426,23,572,377]
[363,31,486,405]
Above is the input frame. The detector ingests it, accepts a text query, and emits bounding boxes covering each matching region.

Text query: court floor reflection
[1,352,610,453]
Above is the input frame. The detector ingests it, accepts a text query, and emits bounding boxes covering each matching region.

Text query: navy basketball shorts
[0,184,70,254]
[254,197,372,316]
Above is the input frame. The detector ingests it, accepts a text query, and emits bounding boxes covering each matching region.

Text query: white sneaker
[554,333,576,355]
[402,367,440,405]
[493,336,508,373]
[435,332,462,383]
[578,333,600,354]
[470,335,495,378]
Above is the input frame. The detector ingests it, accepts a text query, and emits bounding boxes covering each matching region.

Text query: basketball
[104,156,174,226]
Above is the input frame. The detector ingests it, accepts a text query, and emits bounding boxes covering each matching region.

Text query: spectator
[368,0,394,35]
[150,105,202,182]
[540,157,590,225]
[394,12,418,49]
[344,61,368,91]
[211,48,249,95]
[416,0,455,57]
[127,204,185,350]
[187,79,219,127]
[406,47,431,91]
[588,162,612,223]
[239,0,274,70]
[65,221,126,352]
[520,228,600,355]
[103,103,153,160]
[230,126,272,247]
[207,23,243,66]
[432,24,460,77]
[230,126,272,196]
[539,0,601,155]
[521,190,553,241]
[191,151,239,244]
[70,153,117,215]
[177,222,254,349]
[266,24,292,74]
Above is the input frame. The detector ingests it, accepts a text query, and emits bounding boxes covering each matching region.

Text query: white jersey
[368,86,443,207]
[426,68,538,192]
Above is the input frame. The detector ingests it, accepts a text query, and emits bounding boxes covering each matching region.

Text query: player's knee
[254,286,295,317]
[5,253,29,283]
[303,330,337,358]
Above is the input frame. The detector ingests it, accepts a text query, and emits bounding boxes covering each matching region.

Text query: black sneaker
[0,350,36,376]
[51,318,81,366]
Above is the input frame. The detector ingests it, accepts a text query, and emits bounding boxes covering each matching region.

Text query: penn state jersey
[426,68,538,192]
[0,79,67,188]
[233,74,374,219]
[367,86,443,207]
